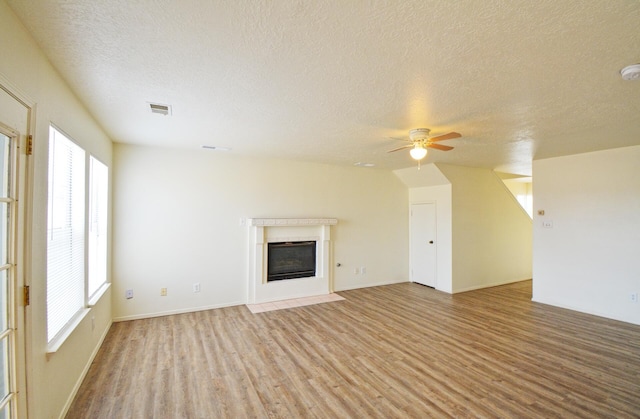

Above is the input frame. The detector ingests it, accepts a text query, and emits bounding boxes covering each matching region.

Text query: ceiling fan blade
[389,136,412,143]
[387,144,413,153]
[427,143,454,151]
[429,132,461,142]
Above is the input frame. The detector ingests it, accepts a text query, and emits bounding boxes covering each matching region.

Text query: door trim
[0,77,34,418]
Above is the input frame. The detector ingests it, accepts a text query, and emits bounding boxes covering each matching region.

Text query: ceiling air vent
[202,145,231,151]
[149,103,171,116]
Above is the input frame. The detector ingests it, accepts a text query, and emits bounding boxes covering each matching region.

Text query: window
[47,127,85,343]
[88,156,108,298]
[47,126,109,346]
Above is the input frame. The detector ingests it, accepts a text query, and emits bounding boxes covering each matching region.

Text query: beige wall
[533,146,640,325]
[437,164,533,292]
[0,2,113,418]
[112,144,409,320]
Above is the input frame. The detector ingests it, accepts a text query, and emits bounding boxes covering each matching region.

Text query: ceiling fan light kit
[409,144,428,160]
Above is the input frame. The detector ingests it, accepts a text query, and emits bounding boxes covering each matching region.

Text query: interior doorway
[410,203,437,288]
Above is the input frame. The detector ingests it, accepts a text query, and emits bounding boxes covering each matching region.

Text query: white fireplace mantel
[248,218,338,227]
[247,218,338,304]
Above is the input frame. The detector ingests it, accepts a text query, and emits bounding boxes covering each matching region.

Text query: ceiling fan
[388,128,461,167]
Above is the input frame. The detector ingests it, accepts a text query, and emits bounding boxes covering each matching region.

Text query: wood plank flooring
[66,281,640,418]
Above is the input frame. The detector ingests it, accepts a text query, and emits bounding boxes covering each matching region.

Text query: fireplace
[268,241,316,281]
[247,218,337,304]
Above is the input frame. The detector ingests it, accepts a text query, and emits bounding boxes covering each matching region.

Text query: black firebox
[267,241,316,281]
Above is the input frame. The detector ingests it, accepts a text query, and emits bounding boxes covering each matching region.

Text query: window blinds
[88,156,108,298]
[47,127,85,343]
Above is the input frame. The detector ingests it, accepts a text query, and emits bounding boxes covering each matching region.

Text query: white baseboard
[453,277,531,294]
[112,300,246,322]
[59,319,113,419]
[531,297,640,326]
[334,278,408,292]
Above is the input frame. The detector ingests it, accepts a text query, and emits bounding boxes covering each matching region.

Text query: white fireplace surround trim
[249,218,338,226]
[247,218,338,304]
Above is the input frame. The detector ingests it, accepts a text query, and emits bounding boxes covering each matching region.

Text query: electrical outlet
[354,268,359,275]
[125,289,133,299]
[361,266,366,275]
[193,283,201,293]
[160,288,167,296]
[631,293,638,303]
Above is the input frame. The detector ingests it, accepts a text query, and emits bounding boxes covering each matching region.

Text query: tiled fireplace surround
[247,218,338,304]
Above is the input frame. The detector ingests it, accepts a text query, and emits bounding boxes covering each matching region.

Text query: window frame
[87,155,109,304]
[46,125,110,353]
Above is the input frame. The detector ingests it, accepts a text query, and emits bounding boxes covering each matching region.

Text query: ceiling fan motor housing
[409,128,431,142]
[621,64,640,81]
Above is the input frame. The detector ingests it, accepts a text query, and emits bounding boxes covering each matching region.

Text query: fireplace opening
[267,241,316,281]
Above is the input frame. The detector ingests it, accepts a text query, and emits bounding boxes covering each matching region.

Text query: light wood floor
[66,281,640,418]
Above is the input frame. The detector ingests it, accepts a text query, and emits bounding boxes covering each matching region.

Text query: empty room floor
[66,281,640,418]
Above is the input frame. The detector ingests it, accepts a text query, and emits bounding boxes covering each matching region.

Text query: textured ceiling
[7,0,640,174]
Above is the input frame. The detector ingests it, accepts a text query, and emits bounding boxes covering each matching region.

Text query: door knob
[429,240,434,244]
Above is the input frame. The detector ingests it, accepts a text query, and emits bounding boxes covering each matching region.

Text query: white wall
[395,163,453,293]
[112,144,409,320]
[437,164,533,293]
[393,163,450,188]
[0,2,113,417]
[532,146,640,325]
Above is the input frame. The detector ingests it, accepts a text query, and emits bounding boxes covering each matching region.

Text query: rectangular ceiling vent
[149,103,171,116]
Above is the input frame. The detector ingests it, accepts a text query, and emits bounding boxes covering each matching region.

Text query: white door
[410,203,437,287]
[0,84,30,418]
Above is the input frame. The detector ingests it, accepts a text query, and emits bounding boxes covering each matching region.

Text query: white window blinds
[88,156,108,298]
[47,127,85,343]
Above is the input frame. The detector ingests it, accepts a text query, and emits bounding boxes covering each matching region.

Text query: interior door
[410,203,437,287]
[0,84,29,419]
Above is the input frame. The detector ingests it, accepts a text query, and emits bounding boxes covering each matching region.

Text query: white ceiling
[7,0,640,174]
